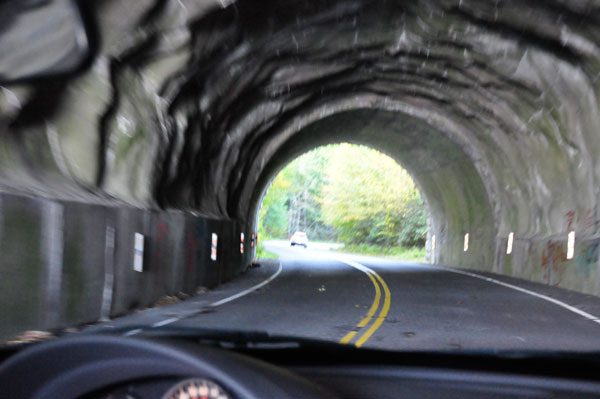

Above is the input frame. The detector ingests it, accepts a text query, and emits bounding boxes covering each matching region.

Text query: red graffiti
[185,232,197,273]
[565,209,595,232]
[541,241,567,285]
[581,209,595,231]
[566,211,575,231]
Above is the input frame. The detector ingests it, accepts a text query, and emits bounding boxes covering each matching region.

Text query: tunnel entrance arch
[245,107,497,270]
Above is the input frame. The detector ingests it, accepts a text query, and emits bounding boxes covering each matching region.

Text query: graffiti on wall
[565,209,595,233]
[574,239,599,278]
[541,241,567,285]
[563,209,599,279]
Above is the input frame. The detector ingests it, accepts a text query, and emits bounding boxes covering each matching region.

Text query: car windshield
[2,0,600,355]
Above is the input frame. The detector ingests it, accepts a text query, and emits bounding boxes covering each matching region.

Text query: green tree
[282,147,330,238]
[320,144,425,247]
[258,143,427,247]
[258,169,290,239]
[397,192,427,247]
[258,146,335,240]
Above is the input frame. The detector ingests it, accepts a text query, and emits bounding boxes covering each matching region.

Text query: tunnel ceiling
[2,0,600,251]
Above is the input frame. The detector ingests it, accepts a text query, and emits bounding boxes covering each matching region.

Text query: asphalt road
[89,241,600,351]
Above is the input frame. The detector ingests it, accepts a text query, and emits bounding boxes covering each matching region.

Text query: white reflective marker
[463,233,469,252]
[567,231,575,260]
[240,232,245,254]
[133,233,144,272]
[211,233,218,261]
[430,235,436,264]
[506,232,514,255]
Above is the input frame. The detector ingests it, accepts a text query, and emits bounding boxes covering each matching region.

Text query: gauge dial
[162,378,230,399]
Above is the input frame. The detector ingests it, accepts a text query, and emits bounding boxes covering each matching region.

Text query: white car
[290,231,308,247]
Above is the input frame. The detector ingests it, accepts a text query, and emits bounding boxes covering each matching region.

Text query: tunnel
[248,109,495,270]
[2,0,600,339]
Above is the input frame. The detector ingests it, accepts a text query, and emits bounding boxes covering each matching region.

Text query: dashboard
[2,334,600,399]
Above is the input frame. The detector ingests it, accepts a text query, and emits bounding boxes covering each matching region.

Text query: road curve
[91,241,600,351]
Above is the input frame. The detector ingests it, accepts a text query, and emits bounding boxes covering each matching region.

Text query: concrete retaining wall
[0,191,250,341]
[0,194,45,340]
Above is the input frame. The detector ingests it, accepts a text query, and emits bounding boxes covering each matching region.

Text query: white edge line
[210,261,283,307]
[152,317,179,328]
[123,262,283,336]
[438,266,600,325]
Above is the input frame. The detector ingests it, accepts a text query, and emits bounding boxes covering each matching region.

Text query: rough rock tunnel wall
[2,0,600,337]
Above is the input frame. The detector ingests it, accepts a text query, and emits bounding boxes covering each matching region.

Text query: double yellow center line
[339,260,391,347]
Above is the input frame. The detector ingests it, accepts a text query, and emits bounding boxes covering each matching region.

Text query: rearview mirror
[0,0,90,83]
